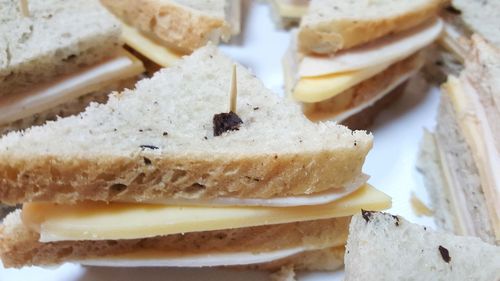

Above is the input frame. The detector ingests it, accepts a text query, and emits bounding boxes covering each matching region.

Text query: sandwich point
[0,46,390,270]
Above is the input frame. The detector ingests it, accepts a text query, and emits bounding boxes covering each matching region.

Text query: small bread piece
[0,45,372,204]
[345,211,500,281]
[101,0,239,53]
[0,210,348,268]
[298,0,448,54]
[0,0,121,95]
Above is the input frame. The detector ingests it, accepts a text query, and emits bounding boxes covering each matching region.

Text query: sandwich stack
[284,0,447,127]
[0,0,145,218]
[418,36,500,245]
[100,0,241,69]
[0,45,391,271]
[344,211,500,280]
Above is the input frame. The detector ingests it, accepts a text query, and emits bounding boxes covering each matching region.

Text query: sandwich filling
[288,18,443,121]
[14,184,390,266]
[0,50,144,127]
[302,55,421,122]
[22,184,390,242]
[440,76,500,241]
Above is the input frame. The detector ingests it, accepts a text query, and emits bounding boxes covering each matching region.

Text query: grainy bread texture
[298,0,448,54]
[0,210,349,268]
[447,0,500,47]
[345,211,500,281]
[101,0,238,53]
[0,0,122,95]
[0,45,372,204]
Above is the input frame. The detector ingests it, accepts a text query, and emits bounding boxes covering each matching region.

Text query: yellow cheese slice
[121,22,184,67]
[0,50,144,126]
[293,63,391,103]
[23,184,391,242]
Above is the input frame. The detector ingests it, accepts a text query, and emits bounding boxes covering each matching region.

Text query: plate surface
[0,1,438,280]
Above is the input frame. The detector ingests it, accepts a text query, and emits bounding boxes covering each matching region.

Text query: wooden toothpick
[229,64,237,113]
[20,0,30,17]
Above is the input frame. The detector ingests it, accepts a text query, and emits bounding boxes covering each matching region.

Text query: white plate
[0,1,438,280]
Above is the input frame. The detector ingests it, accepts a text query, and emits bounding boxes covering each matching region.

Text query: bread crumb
[270,265,296,281]
[410,193,433,217]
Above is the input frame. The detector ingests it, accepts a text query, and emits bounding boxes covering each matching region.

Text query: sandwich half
[100,0,241,69]
[418,36,500,245]
[284,0,447,127]
[344,211,500,281]
[269,0,309,28]
[0,45,391,271]
[0,0,145,135]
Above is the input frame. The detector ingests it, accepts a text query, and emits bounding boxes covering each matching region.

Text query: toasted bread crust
[0,148,369,204]
[0,210,349,268]
[298,0,448,54]
[101,0,230,53]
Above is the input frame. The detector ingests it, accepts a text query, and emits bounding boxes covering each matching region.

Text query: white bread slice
[298,0,448,54]
[101,0,240,53]
[0,45,372,204]
[345,211,500,281]
[0,209,348,269]
[0,0,122,95]
[445,0,500,48]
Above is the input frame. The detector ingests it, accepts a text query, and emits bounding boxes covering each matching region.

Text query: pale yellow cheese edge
[23,184,391,242]
[121,22,183,67]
